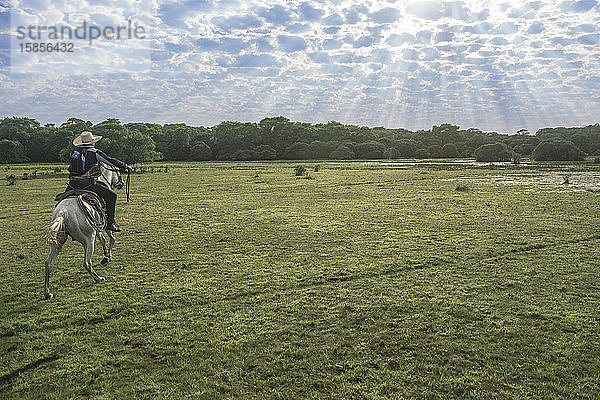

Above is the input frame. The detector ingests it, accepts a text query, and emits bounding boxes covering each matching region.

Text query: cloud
[416,30,433,43]
[577,33,600,44]
[569,24,596,33]
[256,5,292,25]
[463,22,493,34]
[277,35,307,52]
[308,51,330,63]
[2,0,599,135]
[232,53,278,68]
[495,22,519,35]
[343,5,368,24]
[526,2,545,10]
[285,23,310,33]
[323,27,340,34]
[386,33,415,46]
[537,49,568,58]
[527,22,545,34]
[444,1,471,20]
[353,35,378,48]
[322,39,342,50]
[434,32,454,43]
[322,13,343,26]
[559,0,598,12]
[370,49,392,63]
[551,37,574,46]
[248,38,272,52]
[212,15,263,31]
[406,2,443,20]
[402,48,419,60]
[158,1,213,27]
[421,47,439,60]
[370,7,401,23]
[297,2,324,21]
[489,37,509,46]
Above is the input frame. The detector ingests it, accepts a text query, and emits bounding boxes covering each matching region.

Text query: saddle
[55,190,107,231]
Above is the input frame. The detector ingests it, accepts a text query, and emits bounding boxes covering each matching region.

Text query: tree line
[1,116,598,164]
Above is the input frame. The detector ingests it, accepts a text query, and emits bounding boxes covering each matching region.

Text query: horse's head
[113,174,125,190]
[99,164,124,190]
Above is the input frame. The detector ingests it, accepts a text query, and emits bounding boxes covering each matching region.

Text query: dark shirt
[69,145,127,178]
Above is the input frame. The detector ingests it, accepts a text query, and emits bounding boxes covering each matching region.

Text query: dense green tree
[4,116,600,163]
[330,144,355,159]
[383,147,400,159]
[254,145,277,160]
[396,140,417,158]
[474,143,513,162]
[0,139,28,163]
[532,139,585,161]
[415,148,430,159]
[60,118,92,134]
[121,131,157,164]
[355,141,385,159]
[308,140,329,159]
[232,149,256,160]
[189,142,213,161]
[427,144,442,158]
[284,142,310,159]
[440,143,460,158]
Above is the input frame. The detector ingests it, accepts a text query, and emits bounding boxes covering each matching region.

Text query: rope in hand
[126,171,131,203]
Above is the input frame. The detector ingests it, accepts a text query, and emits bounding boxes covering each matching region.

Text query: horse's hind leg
[107,231,115,260]
[44,244,60,299]
[98,231,111,266]
[83,236,105,283]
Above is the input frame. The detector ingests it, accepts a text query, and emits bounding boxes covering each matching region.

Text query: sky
[0,0,599,134]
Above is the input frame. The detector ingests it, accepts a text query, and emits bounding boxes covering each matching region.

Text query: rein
[126,171,130,203]
[100,164,131,202]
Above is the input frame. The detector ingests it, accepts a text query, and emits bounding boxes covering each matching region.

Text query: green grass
[1,161,599,399]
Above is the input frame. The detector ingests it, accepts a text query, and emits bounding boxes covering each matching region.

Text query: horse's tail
[47,209,67,247]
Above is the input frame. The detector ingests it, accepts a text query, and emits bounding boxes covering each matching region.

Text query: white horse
[44,164,124,299]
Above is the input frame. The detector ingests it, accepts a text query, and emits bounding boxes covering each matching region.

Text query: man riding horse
[68,131,132,232]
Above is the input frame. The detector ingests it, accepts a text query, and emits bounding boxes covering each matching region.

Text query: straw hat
[73,131,102,146]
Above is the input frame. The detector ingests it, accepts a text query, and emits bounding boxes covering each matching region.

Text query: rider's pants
[67,181,118,224]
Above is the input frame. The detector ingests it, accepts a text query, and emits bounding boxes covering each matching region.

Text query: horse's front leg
[83,235,105,283]
[44,244,60,299]
[98,231,111,266]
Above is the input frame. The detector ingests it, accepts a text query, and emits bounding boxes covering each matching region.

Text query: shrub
[5,174,16,185]
[313,164,320,172]
[474,143,513,162]
[295,165,306,176]
[531,139,585,161]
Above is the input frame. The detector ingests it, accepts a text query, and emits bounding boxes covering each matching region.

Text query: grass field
[1,161,600,399]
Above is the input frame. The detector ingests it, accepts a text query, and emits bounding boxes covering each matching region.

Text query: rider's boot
[106,222,122,232]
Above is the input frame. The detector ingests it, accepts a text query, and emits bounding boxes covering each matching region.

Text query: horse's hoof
[101,257,110,266]
[44,292,53,300]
